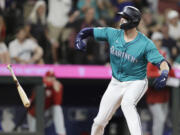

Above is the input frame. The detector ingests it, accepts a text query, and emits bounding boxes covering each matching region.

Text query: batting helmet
[117,6,141,30]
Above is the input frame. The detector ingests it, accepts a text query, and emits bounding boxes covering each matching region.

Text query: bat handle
[7,64,18,80]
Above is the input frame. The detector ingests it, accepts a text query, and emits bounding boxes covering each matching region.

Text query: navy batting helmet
[117,6,141,30]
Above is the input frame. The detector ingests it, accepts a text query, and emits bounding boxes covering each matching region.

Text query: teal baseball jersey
[93,27,164,81]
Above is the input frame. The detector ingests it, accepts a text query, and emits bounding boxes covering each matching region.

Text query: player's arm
[145,41,171,89]
[75,27,108,51]
[152,60,170,89]
[159,60,170,73]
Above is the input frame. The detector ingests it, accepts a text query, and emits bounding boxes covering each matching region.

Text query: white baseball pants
[148,102,168,135]
[91,77,148,135]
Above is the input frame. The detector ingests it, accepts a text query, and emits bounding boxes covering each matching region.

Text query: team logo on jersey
[110,46,138,63]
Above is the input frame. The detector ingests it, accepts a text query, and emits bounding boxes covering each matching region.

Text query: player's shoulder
[107,27,121,33]
[138,32,157,51]
[95,27,120,33]
[138,32,154,45]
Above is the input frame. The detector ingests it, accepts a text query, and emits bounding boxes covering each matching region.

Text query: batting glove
[75,37,87,52]
[153,70,169,89]
[75,28,93,51]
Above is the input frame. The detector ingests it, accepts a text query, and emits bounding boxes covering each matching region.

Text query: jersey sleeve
[93,27,111,42]
[145,40,164,65]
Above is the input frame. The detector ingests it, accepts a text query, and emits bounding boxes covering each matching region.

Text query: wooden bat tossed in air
[7,64,30,108]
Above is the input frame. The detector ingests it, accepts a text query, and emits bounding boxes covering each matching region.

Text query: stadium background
[0,0,180,135]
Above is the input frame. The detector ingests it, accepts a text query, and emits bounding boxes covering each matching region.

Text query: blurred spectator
[0,0,178,66]
[24,23,33,38]
[146,0,159,13]
[27,70,66,135]
[0,15,6,41]
[133,0,149,11]
[47,0,72,63]
[77,0,99,19]
[111,0,133,12]
[151,32,163,50]
[0,0,5,14]
[9,27,43,64]
[138,19,148,36]
[141,8,161,37]
[28,1,52,63]
[97,0,115,26]
[161,23,179,62]
[0,15,10,64]
[4,1,24,41]
[0,42,10,64]
[68,10,80,24]
[167,10,180,41]
[146,32,175,135]
[28,1,46,25]
[67,7,106,64]
[111,0,133,22]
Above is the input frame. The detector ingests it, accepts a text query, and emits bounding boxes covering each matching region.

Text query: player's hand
[153,70,169,89]
[75,37,87,52]
[75,27,93,51]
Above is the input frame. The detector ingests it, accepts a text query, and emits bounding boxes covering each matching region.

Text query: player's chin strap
[156,59,171,70]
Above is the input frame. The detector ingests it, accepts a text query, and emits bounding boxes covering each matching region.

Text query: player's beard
[119,18,128,27]
[120,18,127,25]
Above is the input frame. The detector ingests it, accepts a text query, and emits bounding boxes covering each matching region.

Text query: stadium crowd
[0,0,180,135]
[0,0,179,65]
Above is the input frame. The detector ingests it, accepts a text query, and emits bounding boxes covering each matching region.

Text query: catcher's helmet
[117,6,141,30]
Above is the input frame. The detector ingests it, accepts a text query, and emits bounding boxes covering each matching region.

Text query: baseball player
[27,70,66,135]
[146,32,175,135]
[75,6,170,135]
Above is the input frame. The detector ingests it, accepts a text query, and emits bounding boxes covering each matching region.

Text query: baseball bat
[7,64,30,108]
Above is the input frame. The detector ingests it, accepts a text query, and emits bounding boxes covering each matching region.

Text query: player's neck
[124,28,138,42]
